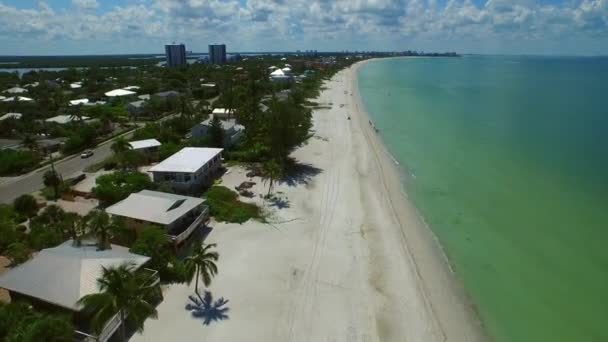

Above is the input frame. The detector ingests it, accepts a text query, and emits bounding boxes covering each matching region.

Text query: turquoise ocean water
[357,56,608,342]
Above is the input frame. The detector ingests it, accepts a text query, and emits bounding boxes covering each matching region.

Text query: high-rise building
[165,43,187,67]
[208,44,227,64]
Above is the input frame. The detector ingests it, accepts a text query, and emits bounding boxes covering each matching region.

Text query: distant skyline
[0,0,607,56]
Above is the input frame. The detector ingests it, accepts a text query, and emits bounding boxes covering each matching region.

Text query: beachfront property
[190,117,244,146]
[3,86,28,94]
[269,68,294,83]
[0,240,157,342]
[129,138,161,159]
[45,114,91,125]
[0,112,22,121]
[148,147,223,193]
[106,190,209,245]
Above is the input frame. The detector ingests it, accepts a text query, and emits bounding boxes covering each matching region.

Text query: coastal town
[0,45,476,342]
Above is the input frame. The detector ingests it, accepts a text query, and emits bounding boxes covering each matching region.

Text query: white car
[80,150,94,158]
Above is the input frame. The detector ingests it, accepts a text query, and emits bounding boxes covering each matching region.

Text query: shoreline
[132,59,488,342]
[349,58,488,340]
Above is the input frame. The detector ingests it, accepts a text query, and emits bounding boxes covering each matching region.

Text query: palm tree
[85,210,112,250]
[184,243,219,299]
[262,159,283,196]
[111,137,131,155]
[77,263,158,342]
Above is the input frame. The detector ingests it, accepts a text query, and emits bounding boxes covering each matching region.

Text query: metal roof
[105,89,136,97]
[105,190,205,225]
[149,147,223,173]
[0,241,149,311]
[129,139,161,150]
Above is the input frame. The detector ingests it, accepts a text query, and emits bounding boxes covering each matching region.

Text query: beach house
[190,117,244,146]
[0,240,157,342]
[149,147,223,193]
[106,190,209,245]
[129,138,161,160]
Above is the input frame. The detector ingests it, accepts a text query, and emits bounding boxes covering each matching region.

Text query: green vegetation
[204,186,262,223]
[184,243,219,299]
[130,225,187,283]
[77,263,160,342]
[0,150,40,176]
[13,194,38,218]
[92,171,155,206]
[0,302,74,342]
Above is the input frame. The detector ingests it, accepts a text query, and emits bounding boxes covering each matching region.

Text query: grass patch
[204,186,262,224]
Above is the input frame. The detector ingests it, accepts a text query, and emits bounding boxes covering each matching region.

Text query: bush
[13,195,38,218]
[5,242,30,265]
[205,186,261,224]
[93,171,156,206]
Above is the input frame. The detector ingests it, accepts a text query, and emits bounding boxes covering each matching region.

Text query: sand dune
[132,61,487,342]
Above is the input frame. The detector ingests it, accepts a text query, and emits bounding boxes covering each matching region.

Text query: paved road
[0,130,135,204]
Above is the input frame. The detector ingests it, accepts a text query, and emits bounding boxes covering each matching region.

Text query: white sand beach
[132,61,487,342]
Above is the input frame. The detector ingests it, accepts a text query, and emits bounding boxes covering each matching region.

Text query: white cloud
[0,0,607,54]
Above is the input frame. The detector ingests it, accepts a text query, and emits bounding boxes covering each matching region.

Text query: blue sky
[0,0,607,55]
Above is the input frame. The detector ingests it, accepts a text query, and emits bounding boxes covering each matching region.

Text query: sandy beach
[132,60,487,342]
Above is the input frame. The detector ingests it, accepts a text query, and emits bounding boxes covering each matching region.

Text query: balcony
[167,207,209,244]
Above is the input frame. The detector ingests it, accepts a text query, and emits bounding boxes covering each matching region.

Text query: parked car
[80,150,94,158]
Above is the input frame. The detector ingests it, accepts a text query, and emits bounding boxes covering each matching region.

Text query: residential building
[0,241,157,342]
[190,117,244,147]
[129,138,161,159]
[126,100,147,116]
[165,43,187,67]
[149,147,223,193]
[2,96,34,102]
[0,112,22,121]
[211,107,233,119]
[153,90,180,101]
[269,68,294,83]
[45,114,91,125]
[208,44,227,64]
[69,98,89,106]
[106,190,209,245]
[3,86,27,94]
[105,88,136,98]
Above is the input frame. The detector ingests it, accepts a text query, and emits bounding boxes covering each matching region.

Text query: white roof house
[122,86,140,91]
[149,147,223,173]
[0,113,22,121]
[212,108,231,117]
[69,98,89,106]
[104,89,136,97]
[281,67,292,74]
[201,83,216,88]
[0,96,5,101]
[2,96,33,102]
[70,82,83,89]
[45,115,90,124]
[129,139,161,150]
[106,190,205,225]
[268,65,278,70]
[270,69,285,76]
[0,240,149,311]
[3,86,27,94]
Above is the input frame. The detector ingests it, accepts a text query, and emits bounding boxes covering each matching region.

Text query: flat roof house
[149,147,223,193]
[106,190,209,245]
[129,139,161,160]
[0,240,157,342]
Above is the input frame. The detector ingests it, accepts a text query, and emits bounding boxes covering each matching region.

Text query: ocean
[357,55,608,342]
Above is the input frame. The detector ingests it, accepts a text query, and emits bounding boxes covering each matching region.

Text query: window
[184,174,191,182]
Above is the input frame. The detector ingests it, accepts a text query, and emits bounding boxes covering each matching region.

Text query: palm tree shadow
[281,158,323,187]
[185,291,230,325]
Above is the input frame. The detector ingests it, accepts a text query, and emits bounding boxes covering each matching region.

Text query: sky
[0,0,607,56]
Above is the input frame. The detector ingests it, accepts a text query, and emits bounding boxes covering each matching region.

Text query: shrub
[205,186,261,224]
[92,171,156,206]
[13,195,38,218]
[0,150,40,176]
